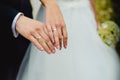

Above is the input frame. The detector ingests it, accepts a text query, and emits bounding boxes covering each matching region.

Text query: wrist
[12,13,23,38]
[40,0,57,7]
[16,14,24,26]
[16,14,26,32]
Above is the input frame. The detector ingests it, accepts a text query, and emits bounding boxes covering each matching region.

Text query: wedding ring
[35,36,43,44]
[35,36,41,40]
[36,37,41,40]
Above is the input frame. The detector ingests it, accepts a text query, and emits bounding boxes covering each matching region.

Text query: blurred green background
[95,0,120,26]
[95,0,120,55]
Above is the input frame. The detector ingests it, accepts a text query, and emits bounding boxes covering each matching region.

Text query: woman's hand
[42,1,68,50]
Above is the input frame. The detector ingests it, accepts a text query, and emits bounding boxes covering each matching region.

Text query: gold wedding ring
[35,36,41,40]
[35,36,43,43]
[34,35,41,40]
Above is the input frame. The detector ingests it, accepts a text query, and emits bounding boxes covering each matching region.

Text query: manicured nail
[52,50,55,53]
[48,50,51,54]
[64,44,67,49]
[40,48,44,51]
[57,45,60,50]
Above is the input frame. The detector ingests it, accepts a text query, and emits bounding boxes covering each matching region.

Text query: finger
[37,37,52,54]
[29,35,44,51]
[52,26,60,49]
[62,26,68,48]
[39,30,55,53]
[46,24,54,43]
[43,27,56,53]
[43,25,49,35]
[32,33,52,54]
[57,27,63,50]
[46,40,56,53]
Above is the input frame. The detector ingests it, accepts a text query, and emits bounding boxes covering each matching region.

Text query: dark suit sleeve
[0,3,19,34]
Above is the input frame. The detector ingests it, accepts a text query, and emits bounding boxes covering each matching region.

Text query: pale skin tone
[16,0,68,54]
[90,0,99,26]
[41,0,68,50]
[16,0,96,54]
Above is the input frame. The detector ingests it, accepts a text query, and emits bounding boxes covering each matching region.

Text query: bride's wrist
[40,0,57,7]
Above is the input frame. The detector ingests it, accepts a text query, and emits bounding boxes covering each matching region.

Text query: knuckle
[45,38,50,42]
[35,27,40,31]
[29,29,34,33]
[62,26,66,29]
[48,29,52,33]
[29,30,35,36]
[62,23,66,27]
[37,27,43,32]
[64,36,68,40]
[27,35,32,40]
[39,39,44,44]
[55,22,61,27]
[36,38,43,43]
[27,30,35,37]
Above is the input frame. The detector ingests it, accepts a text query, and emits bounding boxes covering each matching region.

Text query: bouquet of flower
[98,20,120,47]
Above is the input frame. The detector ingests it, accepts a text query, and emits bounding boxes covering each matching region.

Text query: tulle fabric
[17,0,120,80]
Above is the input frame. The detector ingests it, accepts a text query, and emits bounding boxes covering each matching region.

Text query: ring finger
[46,24,54,43]
[38,30,55,53]
[52,26,60,49]
[57,27,63,50]
[33,33,52,54]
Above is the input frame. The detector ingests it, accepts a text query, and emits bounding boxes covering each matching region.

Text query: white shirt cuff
[11,12,23,38]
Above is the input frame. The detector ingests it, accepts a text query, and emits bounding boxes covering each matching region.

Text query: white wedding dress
[17,0,120,80]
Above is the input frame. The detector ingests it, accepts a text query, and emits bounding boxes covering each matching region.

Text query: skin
[16,0,98,54]
[16,0,68,54]
[90,0,99,27]
[41,0,68,50]
[16,15,55,54]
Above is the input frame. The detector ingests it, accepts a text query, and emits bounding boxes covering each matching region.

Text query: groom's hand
[16,15,55,54]
[41,0,68,50]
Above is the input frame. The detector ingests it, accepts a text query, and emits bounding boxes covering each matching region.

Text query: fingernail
[41,48,44,51]
[64,44,67,49]
[57,45,60,50]
[48,50,51,54]
[52,50,55,53]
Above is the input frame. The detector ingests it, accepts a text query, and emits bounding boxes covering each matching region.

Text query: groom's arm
[0,1,55,53]
[0,3,21,37]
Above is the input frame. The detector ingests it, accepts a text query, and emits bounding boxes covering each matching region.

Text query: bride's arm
[40,0,57,6]
[90,0,99,27]
[40,0,68,50]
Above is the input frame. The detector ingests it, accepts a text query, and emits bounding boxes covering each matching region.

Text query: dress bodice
[57,0,82,1]
[57,0,79,1]
[56,0,90,9]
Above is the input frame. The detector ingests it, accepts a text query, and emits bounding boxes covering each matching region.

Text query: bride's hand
[42,1,68,50]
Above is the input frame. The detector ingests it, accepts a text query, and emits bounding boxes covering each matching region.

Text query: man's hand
[16,15,55,54]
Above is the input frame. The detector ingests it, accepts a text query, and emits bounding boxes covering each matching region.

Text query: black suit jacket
[0,0,32,80]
